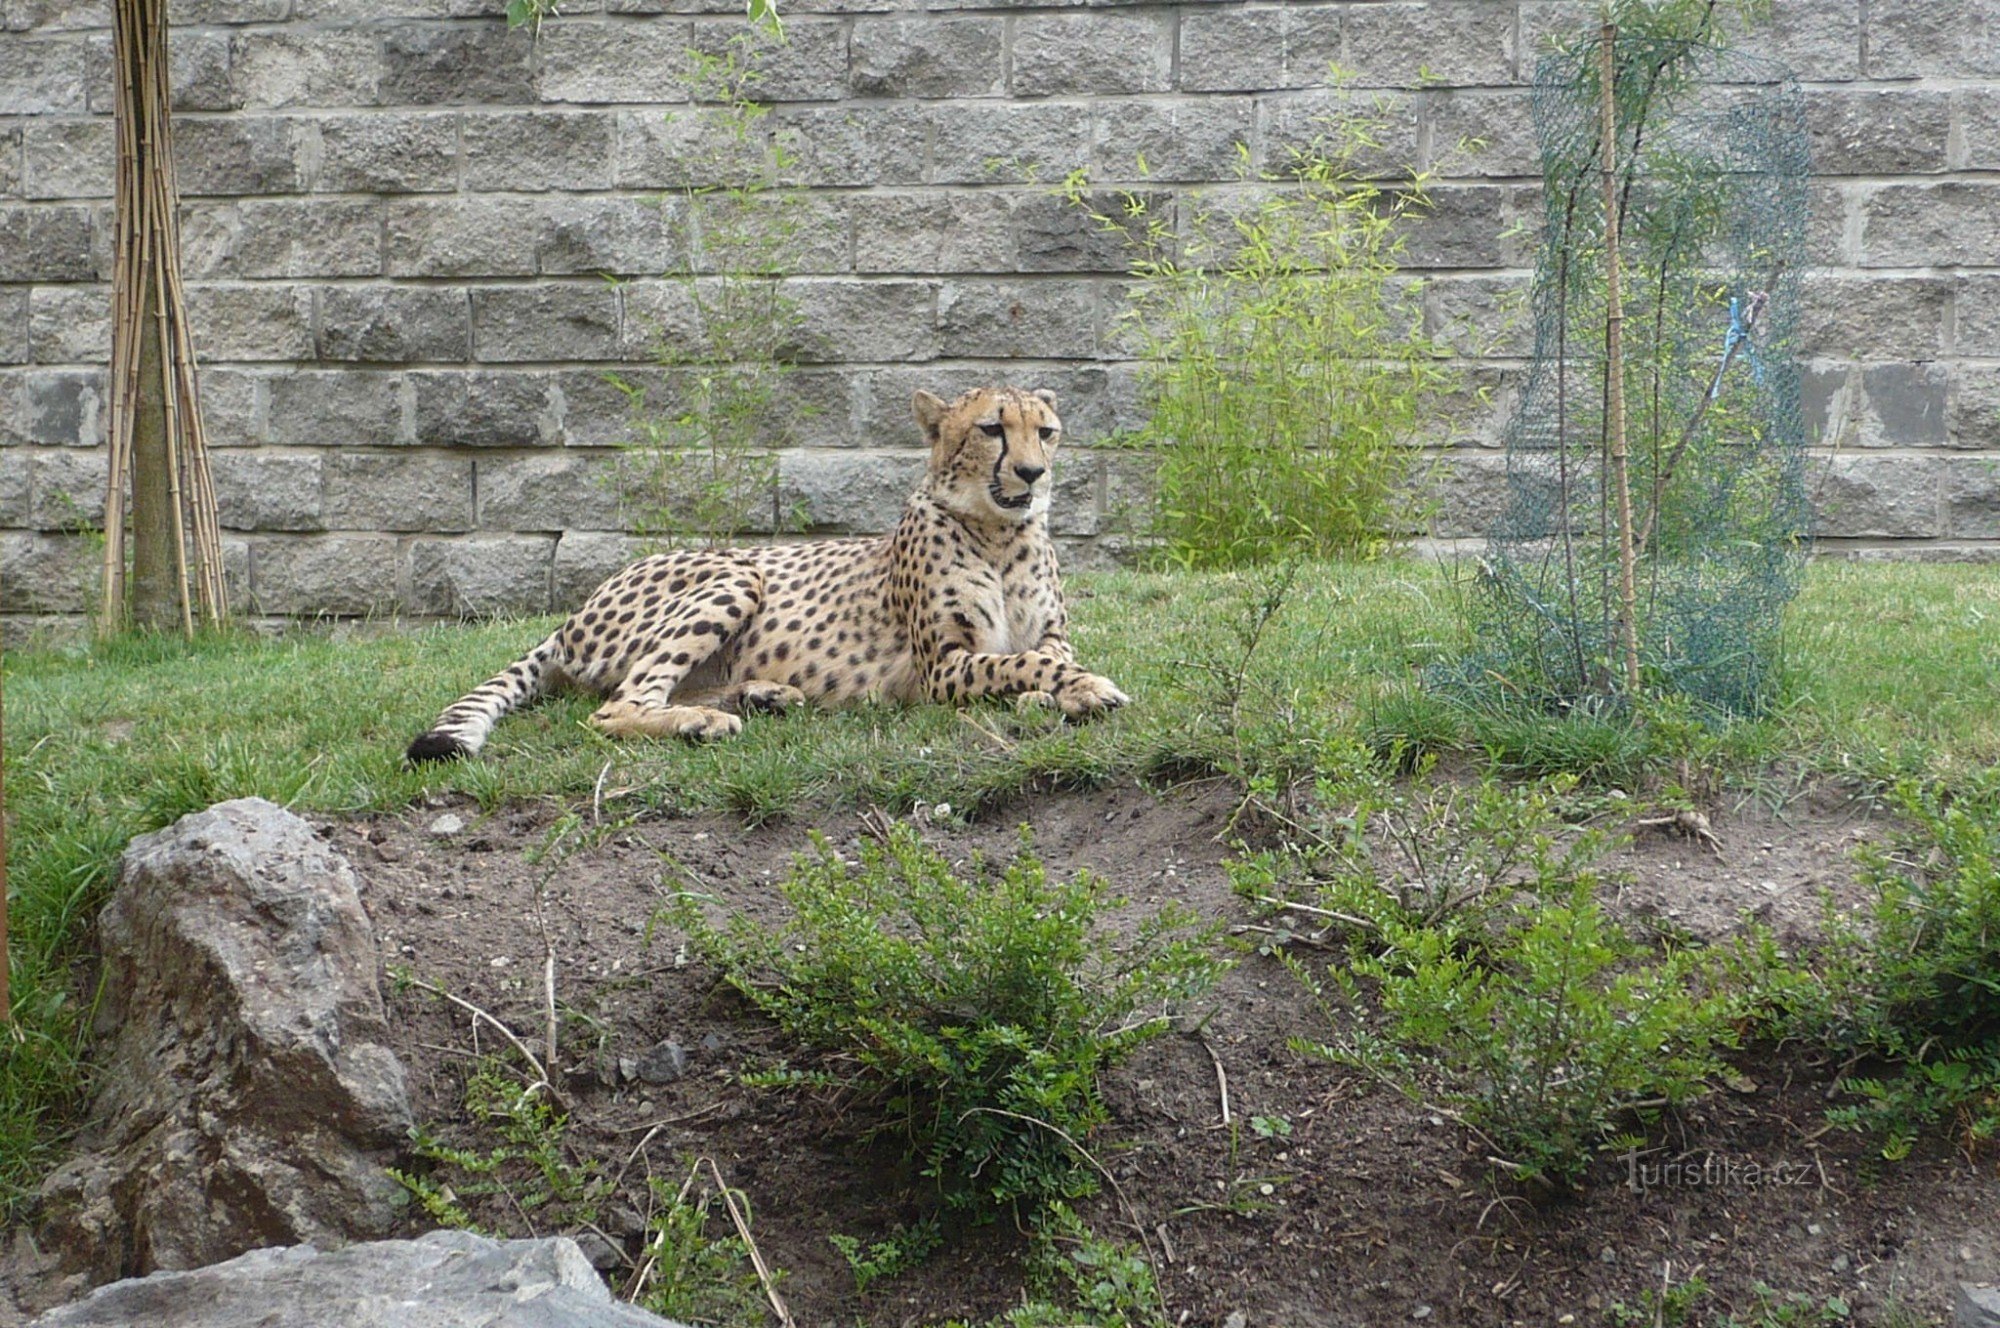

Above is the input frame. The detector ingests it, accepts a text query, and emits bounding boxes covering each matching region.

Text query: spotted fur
[405,386,1128,762]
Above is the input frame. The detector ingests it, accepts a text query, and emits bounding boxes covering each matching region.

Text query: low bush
[668,825,1226,1222]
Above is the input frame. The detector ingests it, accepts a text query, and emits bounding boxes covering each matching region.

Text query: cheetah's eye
[979,422,1005,438]
[1037,426,1055,440]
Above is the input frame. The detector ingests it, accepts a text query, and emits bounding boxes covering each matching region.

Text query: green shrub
[1303,876,1737,1189]
[1064,93,1458,569]
[669,825,1226,1220]
[1804,776,2000,1159]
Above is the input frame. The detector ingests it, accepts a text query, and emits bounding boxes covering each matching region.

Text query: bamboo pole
[1599,23,1642,697]
[1,646,10,1029]
[104,0,228,637]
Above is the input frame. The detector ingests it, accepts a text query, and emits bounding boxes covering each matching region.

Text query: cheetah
[405,386,1128,762]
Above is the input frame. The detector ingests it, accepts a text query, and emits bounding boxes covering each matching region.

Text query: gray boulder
[1960,1283,2000,1328]
[39,799,412,1282]
[31,1231,686,1327]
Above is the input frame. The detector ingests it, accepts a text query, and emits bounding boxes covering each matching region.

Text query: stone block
[788,279,938,363]
[0,289,28,365]
[534,19,692,104]
[166,32,238,112]
[472,286,622,362]
[1869,0,2000,78]
[290,0,494,17]
[411,370,558,447]
[314,113,458,193]
[1959,91,2000,170]
[850,17,1004,98]
[184,285,315,361]
[1428,89,1538,177]
[250,535,401,616]
[4,0,101,33]
[463,111,616,191]
[318,287,470,363]
[381,23,535,105]
[28,285,109,364]
[1397,184,1537,270]
[0,35,88,114]
[385,197,543,277]
[1012,14,1170,97]
[1945,459,2000,539]
[174,116,309,196]
[230,30,383,109]
[1260,90,1423,178]
[1092,97,1253,183]
[1179,9,1282,93]
[553,530,647,605]
[689,22,845,103]
[168,0,291,23]
[1814,455,1942,538]
[1798,276,1948,359]
[1428,274,1532,357]
[1947,366,2000,450]
[931,102,1090,184]
[1852,360,1942,451]
[0,448,26,524]
[29,446,107,529]
[851,191,1015,275]
[1013,189,1159,275]
[22,119,111,198]
[324,451,473,532]
[3,367,105,446]
[775,104,929,187]
[209,450,326,532]
[0,533,96,613]
[0,125,20,198]
[0,204,94,281]
[1279,4,1343,88]
[538,195,686,277]
[198,367,267,447]
[1808,90,1950,176]
[268,370,408,447]
[1801,362,1855,448]
[1959,275,2000,356]
[612,106,770,189]
[1736,0,1862,81]
[406,535,555,616]
[615,280,704,361]
[695,191,848,275]
[1425,452,1513,540]
[777,450,916,535]
[1346,2,1515,88]
[180,199,382,279]
[938,279,1099,360]
[1860,184,2000,268]
[476,451,624,531]
[549,369,651,448]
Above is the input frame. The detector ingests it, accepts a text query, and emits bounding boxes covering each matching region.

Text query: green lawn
[3,557,1996,1208]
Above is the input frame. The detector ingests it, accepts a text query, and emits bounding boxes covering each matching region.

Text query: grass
[4,557,1998,1210]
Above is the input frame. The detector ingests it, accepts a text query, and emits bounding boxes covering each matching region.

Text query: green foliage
[634,1165,774,1328]
[999,1203,1165,1328]
[669,825,1226,1221]
[1607,1273,1709,1327]
[507,0,781,38]
[391,1057,609,1234]
[1305,873,1737,1189]
[614,33,809,549]
[1795,775,2000,1159]
[828,1216,943,1297]
[1064,94,1455,568]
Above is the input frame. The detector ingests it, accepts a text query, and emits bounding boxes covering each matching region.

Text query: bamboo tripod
[102,0,228,637]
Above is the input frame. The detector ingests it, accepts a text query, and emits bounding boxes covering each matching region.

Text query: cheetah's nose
[1013,464,1047,485]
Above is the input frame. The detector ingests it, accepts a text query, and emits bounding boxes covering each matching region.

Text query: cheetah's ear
[912,390,948,442]
[1032,388,1059,411]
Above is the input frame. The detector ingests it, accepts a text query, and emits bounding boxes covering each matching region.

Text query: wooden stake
[1,646,10,1029]
[1599,22,1642,697]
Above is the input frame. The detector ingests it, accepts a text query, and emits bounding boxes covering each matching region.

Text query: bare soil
[332,779,1997,1327]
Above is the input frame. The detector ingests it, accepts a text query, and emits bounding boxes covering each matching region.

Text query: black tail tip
[405,731,473,765]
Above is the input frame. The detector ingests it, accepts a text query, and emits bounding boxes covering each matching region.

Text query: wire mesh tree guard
[1462,29,1811,716]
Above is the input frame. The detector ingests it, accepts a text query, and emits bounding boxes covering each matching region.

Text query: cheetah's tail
[405,631,564,764]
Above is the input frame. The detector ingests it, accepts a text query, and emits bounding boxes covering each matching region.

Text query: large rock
[1961,1284,2000,1328]
[31,1231,685,1328]
[39,799,411,1283]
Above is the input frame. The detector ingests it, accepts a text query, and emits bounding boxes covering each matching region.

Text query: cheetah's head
[913,386,1062,524]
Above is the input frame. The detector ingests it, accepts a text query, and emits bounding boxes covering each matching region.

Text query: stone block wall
[3,0,1997,632]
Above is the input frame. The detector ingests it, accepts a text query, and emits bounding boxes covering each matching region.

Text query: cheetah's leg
[672,678,809,716]
[924,647,1129,720]
[407,631,566,763]
[586,570,766,743]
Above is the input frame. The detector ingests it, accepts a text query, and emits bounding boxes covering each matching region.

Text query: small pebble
[575,1232,621,1271]
[636,1038,688,1084]
[428,813,465,837]
[1412,1306,1432,1321]
[1832,1253,1851,1274]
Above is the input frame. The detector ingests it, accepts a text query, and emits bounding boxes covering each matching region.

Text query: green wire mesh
[1462,35,1811,716]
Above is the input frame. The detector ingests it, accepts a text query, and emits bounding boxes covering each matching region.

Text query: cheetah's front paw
[1052,672,1130,720]
[738,680,807,714]
[589,699,744,741]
